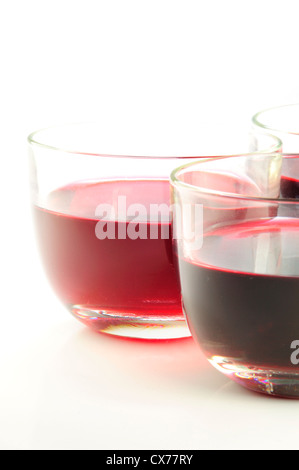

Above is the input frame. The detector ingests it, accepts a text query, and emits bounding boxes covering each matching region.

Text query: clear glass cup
[253,104,299,191]
[253,104,299,153]
[28,123,281,340]
[171,153,299,398]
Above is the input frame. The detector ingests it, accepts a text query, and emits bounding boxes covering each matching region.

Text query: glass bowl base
[209,356,299,398]
[70,305,191,340]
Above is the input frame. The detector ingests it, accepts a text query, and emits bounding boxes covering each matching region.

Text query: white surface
[1,0,299,450]
[3,320,299,451]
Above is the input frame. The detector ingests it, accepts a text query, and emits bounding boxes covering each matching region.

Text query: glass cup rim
[170,153,299,205]
[27,121,282,160]
[252,103,299,136]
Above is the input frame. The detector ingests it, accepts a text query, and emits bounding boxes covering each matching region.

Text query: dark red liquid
[178,218,299,370]
[281,155,299,199]
[281,176,299,199]
[34,179,182,321]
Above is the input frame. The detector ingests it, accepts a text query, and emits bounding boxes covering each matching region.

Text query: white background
[1,0,299,450]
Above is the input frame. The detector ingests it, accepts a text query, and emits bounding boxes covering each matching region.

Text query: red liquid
[34,179,184,334]
[281,155,299,199]
[178,218,299,370]
[281,176,299,199]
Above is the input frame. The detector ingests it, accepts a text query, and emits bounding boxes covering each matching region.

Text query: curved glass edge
[169,152,299,205]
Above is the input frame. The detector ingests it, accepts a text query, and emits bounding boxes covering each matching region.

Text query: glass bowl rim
[252,103,299,136]
[28,121,282,160]
[170,153,299,205]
